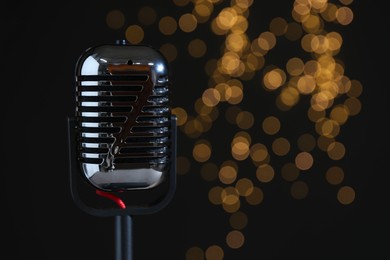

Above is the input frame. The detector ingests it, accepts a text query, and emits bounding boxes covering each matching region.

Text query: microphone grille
[75,44,172,191]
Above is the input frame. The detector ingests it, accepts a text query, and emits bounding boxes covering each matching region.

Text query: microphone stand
[115,215,133,260]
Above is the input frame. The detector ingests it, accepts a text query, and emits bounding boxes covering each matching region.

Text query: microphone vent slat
[153,86,169,94]
[78,106,133,113]
[136,116,169,124]
[77,75,149,82]
[77,85,143,92]
[78,96,138,102]
[81,147,109,154]
[80,158,105,164]
[80,127,121,134]
[80,116,127,123]
[80,137,116,143]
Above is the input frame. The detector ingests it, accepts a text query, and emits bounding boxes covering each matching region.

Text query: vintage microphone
[67,41,176,260]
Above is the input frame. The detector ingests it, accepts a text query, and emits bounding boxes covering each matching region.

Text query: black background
[2,1,389,259]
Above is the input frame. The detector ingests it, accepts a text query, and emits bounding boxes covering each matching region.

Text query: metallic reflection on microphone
[75,44,172,192]
[69,43,176,215]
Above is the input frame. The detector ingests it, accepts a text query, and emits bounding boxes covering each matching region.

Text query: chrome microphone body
[75,44,172,192]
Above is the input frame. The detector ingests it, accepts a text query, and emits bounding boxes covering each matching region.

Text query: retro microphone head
[74,42,174,194]
[69,43,176,212]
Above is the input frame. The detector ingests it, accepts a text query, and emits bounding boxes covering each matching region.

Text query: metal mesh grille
[75,65,171,170]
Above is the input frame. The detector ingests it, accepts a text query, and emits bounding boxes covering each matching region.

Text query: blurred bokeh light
[104,0,362,258]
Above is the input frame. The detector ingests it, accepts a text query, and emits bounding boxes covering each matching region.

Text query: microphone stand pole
[115,214,133,260]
